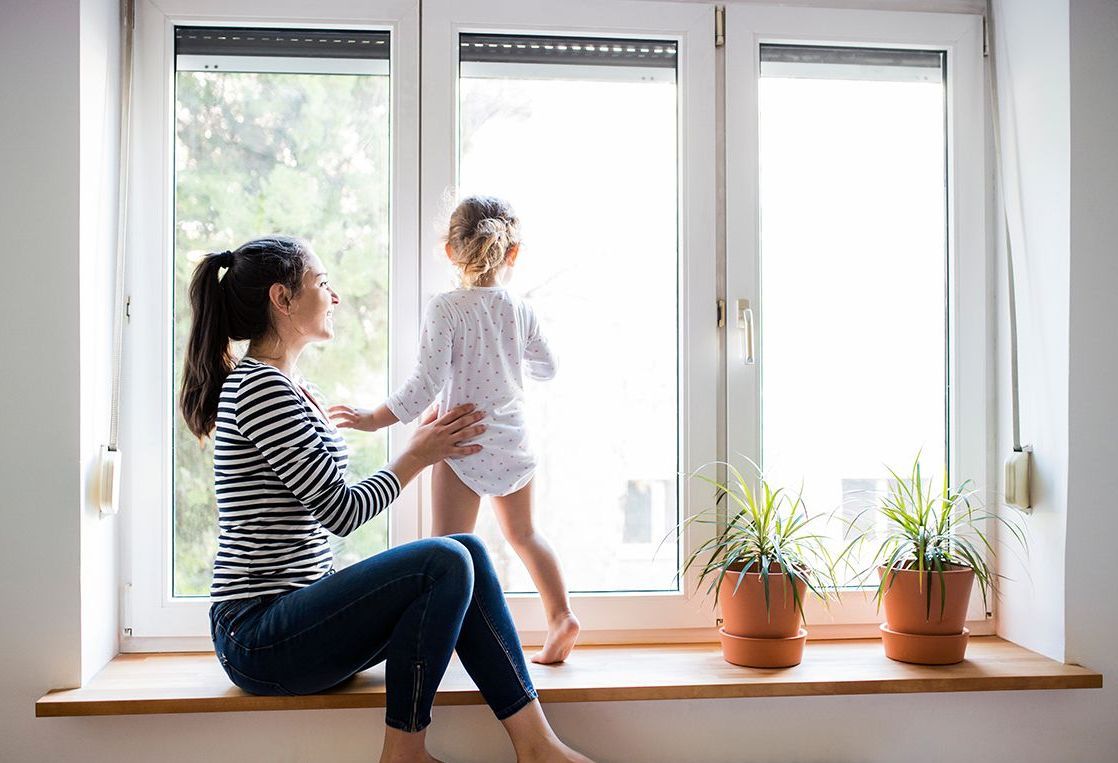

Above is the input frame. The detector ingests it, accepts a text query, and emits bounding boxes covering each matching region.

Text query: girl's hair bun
[475,217,508,237]
[446,197,521,288]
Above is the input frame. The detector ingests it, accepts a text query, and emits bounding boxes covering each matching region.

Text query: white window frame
[122,0,420,648]
[419,0,718,641]
[724,6,990,633]
[120,0,991,649]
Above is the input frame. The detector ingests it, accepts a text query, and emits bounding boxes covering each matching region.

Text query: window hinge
[717,298,726,328]
[982,14,989,58]
[125,295,132,322]
[715,6,726,48]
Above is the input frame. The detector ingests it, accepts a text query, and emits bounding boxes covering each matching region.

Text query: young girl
[330,195,580,664]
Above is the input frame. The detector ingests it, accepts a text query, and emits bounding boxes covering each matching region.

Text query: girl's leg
[446,534,594,763]
[210,538,474,759]
[491,483,580,664]
[431,460,483,535]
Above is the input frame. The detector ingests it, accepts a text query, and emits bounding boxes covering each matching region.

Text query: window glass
[457,34,680,593]
[757,45,948,583]
[172,28,392,596]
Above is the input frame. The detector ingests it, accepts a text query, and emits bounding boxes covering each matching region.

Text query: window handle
[737,299,755,364]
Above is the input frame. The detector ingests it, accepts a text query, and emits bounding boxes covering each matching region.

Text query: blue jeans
[209,534,537,732]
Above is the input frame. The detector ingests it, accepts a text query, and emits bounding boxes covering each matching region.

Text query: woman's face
[287,251,340,342]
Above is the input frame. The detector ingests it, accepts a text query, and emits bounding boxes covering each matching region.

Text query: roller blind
[761,44,944,83]
[459,33,677,69]
[175,26,390,59]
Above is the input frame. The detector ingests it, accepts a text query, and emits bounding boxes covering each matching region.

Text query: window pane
[457,34,680,593]
[172,34,391,596]
[757,45,948,583]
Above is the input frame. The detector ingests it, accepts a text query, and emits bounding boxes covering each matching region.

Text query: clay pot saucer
[719,627,807,668]
[880,623,970,665]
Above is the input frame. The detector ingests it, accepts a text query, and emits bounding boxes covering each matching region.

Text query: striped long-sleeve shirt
[209,357,400,601]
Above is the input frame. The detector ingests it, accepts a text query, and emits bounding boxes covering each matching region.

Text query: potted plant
[677,462,840,668]
[849,457,1025,665]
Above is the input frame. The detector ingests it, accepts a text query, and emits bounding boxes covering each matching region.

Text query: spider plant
[848,456,1026,619]
[674,460,842,620]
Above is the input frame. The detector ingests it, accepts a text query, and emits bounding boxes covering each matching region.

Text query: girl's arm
[523,303,557,381]
[387,296,456,423]
[328,402,399,433]
[236,365,483,536]
[329,296,454,431]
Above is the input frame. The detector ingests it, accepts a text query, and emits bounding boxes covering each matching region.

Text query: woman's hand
[388,404,486,487]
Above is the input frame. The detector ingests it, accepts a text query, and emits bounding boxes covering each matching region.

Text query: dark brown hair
[179,236,310,439]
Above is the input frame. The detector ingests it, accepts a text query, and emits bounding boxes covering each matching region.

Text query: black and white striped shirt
[210,357,400,601]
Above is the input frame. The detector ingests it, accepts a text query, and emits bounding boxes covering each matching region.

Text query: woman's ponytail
[180,250,235,440]
[178,236,309,440]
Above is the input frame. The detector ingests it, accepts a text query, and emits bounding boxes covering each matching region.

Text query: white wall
[989,0,1071,661]
[1065,0,1118,697]
[3,1,1117,761]
[79,0,123,685]
[0,1,85,760]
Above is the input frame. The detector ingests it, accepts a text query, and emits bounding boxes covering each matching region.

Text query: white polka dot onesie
[385,286,556,497]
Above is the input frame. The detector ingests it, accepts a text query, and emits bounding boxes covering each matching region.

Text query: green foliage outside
[172,70,392,596]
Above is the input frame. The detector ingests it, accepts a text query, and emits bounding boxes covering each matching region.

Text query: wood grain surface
[36,637,1102,717]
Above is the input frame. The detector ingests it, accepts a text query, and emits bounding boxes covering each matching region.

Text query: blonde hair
[446,195,521,287]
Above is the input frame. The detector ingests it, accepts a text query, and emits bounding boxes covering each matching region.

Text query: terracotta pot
[719,569,807,639]
[720,627,807,668]
[878,565,975,635]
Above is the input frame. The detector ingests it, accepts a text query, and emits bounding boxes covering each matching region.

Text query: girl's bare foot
[531,612,580,664]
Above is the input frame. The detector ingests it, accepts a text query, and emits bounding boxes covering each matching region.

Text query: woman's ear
[505,243,520,267]
[444,242,455,261]
[268,282,293,316]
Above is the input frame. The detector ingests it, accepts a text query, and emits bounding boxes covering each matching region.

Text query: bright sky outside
[759,74,947,582]
[459,72,681,593]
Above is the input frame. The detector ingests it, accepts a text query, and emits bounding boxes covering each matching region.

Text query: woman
[180,236,592,763]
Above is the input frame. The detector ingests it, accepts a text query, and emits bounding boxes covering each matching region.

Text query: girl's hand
[389,404,486,486]
[328,405,380,432]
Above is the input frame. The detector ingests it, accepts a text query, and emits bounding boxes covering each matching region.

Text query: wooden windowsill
[36,637,1101,718]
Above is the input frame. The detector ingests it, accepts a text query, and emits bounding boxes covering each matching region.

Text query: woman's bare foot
[502,700,596,762]
[531,612,580,664]
[379,747,444,763]
[518,742,595,763]
[379,727,445,763]
[380,754,443,763]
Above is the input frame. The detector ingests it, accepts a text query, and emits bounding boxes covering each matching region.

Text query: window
[125,0,420,641]
[171,27,393,596]
[124,0,983,646]
[126,0,713,644]
[725,7,987,624]
[757,44,948,583]
[419,0,715,635]
[456,33,680,594]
